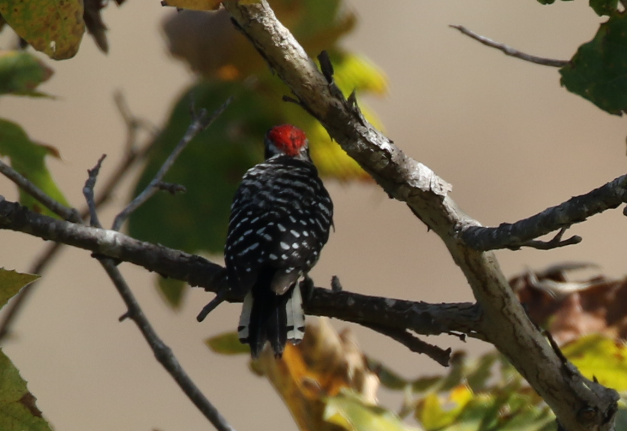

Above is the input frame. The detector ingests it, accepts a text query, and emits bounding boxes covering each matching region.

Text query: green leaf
[156,276,186,310]
[589,0,619,16]
[0,0,84,60]
[465,352,499,393]
[0,348,53,431]
[128,81,276,254]
[0,51,53,97]
[416,387,554,431]
[324,390,419,431]
[560,13,627,115]
[205,331,250,355]
[562,334,627,391]
[366,358,409,390]
[615,404,627,430]
[0,119,69,217]
[415,386,474,430]
[0,268,39,310]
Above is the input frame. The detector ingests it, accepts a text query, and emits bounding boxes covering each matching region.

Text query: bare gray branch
[462,173,627,251]
[450,25,569,67]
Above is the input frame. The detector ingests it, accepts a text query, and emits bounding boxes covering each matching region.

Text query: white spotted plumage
[223,125,334,358]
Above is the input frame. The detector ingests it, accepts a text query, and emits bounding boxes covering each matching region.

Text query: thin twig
[0,158,81,223]
[98,258,236,431]
[113,91,160,152]
[83,155,107,228]
[155,181,186,195]
[518,227,581,250]
[196,288,228,322]
[331,275,343,292]
[450,25,569,68]
[462,173,627,251]
[0,111,157,344]
[111,97,232,231]
[363,322,451,367]
[82,157,236,431]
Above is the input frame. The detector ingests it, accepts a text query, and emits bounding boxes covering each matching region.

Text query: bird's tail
[238,275,305,358]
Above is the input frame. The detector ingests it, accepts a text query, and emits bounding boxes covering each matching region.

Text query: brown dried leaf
[163,9,263,80]
[511,263,627,344]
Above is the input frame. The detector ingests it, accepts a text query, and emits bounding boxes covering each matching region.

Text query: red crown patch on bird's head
[265,124,309,159]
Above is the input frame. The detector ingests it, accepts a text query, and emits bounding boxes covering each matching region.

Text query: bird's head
[264,124,311,161]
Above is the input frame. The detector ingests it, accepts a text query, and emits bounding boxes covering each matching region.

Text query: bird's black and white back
[224,125,333,357]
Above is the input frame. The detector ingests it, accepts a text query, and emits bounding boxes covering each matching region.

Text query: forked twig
[112,97,232,231]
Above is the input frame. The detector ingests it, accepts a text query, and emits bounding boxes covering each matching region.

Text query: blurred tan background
[1,1,626,430]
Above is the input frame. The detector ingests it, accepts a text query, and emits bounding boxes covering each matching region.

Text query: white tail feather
[286,284,305,343]
[238,292,253,342]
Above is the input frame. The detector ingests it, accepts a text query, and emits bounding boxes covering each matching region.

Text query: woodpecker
[224,124,334,358]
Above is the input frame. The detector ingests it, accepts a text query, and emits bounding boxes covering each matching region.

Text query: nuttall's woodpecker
[224,124,334,358]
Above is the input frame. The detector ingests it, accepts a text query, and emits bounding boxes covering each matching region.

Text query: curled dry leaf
[163,9,264,80]
[255,318,379,431]
[511,262,627,344]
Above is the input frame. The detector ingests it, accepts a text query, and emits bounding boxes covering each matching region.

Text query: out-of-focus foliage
[161,0,225,11]
[561,334,627,391]
[156,276,186,310]
[0,0,127,57]
[588,0,619,16]
[0,119,69,218]
[128,81,274,254]
[0,0,84,60]
[325,390,419,431]
[0,268,39,310]
[560,13,627,115]
[207,265,627,431]
[0,349,52,431]
[536,0,627,115]
[83,0,127,53]
[0,268,51,431]
[511,262,627,344]
[132,0,387,305]
[0,51,53,97]
[376,334,627,431]
[209,318,383,431]
[206,331,251,355]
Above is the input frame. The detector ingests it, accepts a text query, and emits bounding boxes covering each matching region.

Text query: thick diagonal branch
[220,2,618,430]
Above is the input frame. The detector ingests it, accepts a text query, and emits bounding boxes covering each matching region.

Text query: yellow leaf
[281,107,384,182]
[330,52,388,96]
[0,0,84,60]
[255,318,379,431]
[562,334,627,391]
[450,384,473,405]
[415,385,473,430]
[325,390,419,431]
